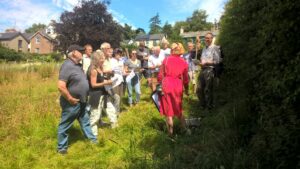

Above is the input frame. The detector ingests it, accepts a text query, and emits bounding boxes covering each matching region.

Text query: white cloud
[52,0,79,11]
[168,0,226,22]
[0,0,61,32]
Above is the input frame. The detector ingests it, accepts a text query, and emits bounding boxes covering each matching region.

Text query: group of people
[56,32,222,154]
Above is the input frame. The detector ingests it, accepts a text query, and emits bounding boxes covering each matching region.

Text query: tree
[25,23,46,33]
[186,9,212,31]
[149,13,162,34]
[162,22,172,38]
[122,24,136,40]
[55,0,122,51]
[135,28,146,35]
[172,21,189,34]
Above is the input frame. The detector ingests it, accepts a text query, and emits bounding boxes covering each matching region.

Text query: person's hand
[67,96,79,105]
[104,79,113,85]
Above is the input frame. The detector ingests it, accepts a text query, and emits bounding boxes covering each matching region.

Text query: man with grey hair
[57,44,97,155]
[100,42,121,115]
[197,33,221,110]
[148,46,165,91]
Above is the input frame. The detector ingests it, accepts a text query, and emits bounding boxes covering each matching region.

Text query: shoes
[57,149,67,155]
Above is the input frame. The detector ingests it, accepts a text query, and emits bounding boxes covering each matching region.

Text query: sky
[0,0,228,33]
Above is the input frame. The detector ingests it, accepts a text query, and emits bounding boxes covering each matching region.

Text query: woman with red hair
[158,43,189,136]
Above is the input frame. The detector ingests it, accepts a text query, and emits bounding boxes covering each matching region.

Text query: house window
[35,48,40,54]
[46,28,51,34]
[18,40,22,48]
[35,36,40,44]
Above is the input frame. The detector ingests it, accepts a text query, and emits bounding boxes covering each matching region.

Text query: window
[35,48,40,54]
[46,28,51,34]
[35,36,40,44]
[18,40,22,48]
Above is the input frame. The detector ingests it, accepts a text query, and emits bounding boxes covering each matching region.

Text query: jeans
[127,75,141,104]
[57,97,97,151]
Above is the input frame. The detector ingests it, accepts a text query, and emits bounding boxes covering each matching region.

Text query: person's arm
[182,64,189,96]
[58,80,79,105]
[90,69,112,88]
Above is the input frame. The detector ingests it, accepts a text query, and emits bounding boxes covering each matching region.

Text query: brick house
[29,30,57,54]
[134,34,166,48]
[0,32,29,53]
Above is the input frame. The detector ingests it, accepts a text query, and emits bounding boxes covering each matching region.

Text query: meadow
[0,62,231,169]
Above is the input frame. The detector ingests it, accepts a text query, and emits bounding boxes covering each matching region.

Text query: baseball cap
[67,45,85,53]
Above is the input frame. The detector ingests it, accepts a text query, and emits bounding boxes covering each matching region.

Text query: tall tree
[25,23,46,33]
[162,21,172,38]
[55,0,122,51]
[149,13,162,34]
[122,23,136,40]
[186,9,213,31]
[135,28,146,35]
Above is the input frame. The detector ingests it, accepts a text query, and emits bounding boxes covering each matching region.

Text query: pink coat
[158,55,189,117]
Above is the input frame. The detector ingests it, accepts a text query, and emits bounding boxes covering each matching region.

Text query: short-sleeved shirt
[137,47,150,68]
[82,54,91,74]
[148,53,165,73]
[59,58,89,102]
[183,52,198,71]
[124,59,141,73]
[103,58,113,72]
[201,45,221,64]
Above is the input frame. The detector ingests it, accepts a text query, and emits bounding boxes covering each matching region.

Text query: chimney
[5,28,17,33]
[180,27,184,34]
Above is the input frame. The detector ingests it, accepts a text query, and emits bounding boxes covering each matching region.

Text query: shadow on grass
[68,127,86,146]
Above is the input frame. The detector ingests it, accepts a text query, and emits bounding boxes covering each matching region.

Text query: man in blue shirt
[57,45,97,155]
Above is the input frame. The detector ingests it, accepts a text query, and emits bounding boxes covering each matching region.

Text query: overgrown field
[0,63,233,169]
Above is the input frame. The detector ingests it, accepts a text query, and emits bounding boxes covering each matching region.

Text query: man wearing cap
[57,44,97,154]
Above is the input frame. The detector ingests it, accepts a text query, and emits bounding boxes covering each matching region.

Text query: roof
[180,30,219,38]
[30,30,54,41]
[23,33,34,41]
[0,32,20,40]
[0,32,30,42]
[135,34,165,41]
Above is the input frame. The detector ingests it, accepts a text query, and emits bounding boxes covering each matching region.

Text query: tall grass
[0,62,236,169]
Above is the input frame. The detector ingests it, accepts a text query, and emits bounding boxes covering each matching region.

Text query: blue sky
[0,0,227,33]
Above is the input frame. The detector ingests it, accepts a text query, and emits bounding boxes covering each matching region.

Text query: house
[134,33,166,48]
[179,28,219,44]
[28,30,57,54]
[0,31,29,53]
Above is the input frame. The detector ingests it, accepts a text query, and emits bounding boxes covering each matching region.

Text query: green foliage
[55,0,122,50]
[217,0,300,168]
[0,44,25,61]
[122,23,137,40]
[162,22,172,38]
[25,23,46,33]
[186,9,213,31]
[149,13,162,34]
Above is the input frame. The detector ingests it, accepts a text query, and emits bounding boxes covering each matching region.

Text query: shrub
[217,0,300,168]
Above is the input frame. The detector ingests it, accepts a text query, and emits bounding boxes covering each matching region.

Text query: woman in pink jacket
[158,43,189,136]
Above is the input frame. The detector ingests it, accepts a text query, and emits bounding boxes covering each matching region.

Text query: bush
[0,44,25,61]
[217,0,300,168]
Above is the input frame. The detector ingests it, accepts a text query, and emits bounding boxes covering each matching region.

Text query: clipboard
[151,91,160,113]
